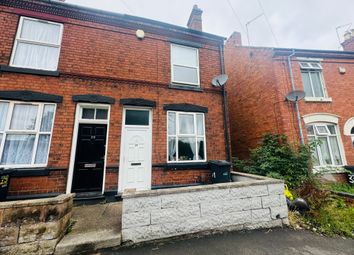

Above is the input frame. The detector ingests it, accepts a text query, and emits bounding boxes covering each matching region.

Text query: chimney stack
[228,31,242,46]
[341,29,354,51]
[187,5,203,31]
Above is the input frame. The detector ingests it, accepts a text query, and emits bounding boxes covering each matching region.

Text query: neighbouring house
[0,0,230,200]
[225,31,354,181]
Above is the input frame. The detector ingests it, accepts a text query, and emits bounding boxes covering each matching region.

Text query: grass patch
[325,183,354,195]
[65,219,77,235]
[291,179,354,238]
[304,196,354,238]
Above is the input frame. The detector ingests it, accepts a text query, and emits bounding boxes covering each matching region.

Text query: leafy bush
[234,133,315,188]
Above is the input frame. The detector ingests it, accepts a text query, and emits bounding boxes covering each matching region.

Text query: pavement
[55,202,122,255]
[100,228,354,255]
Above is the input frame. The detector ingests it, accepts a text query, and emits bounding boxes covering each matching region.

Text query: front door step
[55,202,122,254]
[55,229,121,255]
[74,191,104,200]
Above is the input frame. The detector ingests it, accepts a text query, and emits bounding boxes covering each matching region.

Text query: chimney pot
[187,5,203,31]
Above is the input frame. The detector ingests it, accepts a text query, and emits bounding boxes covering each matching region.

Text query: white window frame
[306,123,345,167]
[171,44,200,86]
[167,111,206,163]
[10,16,64,71]
[300,61,329,100]
[0,100,56,168]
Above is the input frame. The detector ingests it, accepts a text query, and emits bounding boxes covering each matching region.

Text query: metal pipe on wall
[219,43,232,162]
[287,49,305,145]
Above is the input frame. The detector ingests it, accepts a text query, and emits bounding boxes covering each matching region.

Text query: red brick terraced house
[0,0,231,199]
[225,32,354,181]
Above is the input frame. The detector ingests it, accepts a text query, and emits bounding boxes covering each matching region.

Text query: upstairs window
[306,124,344,166]
[171,44,200,86]
[167,111,206,162]
[351,127,354,147]
[0,101,56,167]
[10,17,63,71]
[300,62,326,98]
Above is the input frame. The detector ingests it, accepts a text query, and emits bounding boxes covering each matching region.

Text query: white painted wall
[121,174,289,243]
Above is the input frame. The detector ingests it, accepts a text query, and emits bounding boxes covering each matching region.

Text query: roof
[273,47,354,59]
[231,44,354,59]
[0,0,225,43]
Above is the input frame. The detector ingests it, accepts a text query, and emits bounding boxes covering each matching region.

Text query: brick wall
[225,42,354,166]
[0,4,226,196]
[224,46,283,159]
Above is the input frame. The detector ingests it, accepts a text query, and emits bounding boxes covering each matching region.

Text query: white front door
[118,108,152,193]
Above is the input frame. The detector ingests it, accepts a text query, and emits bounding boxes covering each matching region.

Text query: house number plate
[84,163,97,168]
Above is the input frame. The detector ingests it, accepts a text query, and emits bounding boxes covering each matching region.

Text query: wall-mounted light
[136,29,145,40]
[339,66,346,74]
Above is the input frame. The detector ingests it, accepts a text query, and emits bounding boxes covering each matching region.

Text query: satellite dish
[212,74,228,87]
[286,90,306,102]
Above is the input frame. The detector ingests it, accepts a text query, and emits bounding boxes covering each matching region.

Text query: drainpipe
[287,49,305,145]
[219,43,232,162]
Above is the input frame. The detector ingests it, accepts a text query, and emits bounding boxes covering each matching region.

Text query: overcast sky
[66,0,354,50]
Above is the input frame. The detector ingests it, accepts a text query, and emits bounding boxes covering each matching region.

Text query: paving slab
[55,202,122,255]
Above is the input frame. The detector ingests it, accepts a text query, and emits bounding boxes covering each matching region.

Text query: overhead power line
[121,0,135,14]
[257,0,279,46]
[226,0,247,34]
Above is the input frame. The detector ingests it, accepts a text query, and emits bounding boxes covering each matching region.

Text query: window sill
[313,165,346,174]
[0,65,60,76]
[153,162,209,170]
[1,167,66,177]
[304,97,332,103]
[169,83,203,92]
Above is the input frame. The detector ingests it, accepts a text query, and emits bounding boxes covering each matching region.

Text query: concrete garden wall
[122,172,289,243]
[0,194,73,255]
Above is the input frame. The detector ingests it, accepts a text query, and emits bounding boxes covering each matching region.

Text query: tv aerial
[285,90,305,102]
[211,74,228,87]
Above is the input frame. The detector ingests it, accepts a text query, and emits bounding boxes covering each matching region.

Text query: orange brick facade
[225,36,354,169]
[0,1,227,197]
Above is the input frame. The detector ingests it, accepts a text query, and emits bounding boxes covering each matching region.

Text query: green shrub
[326,183,354,195]
[234,133,316,188]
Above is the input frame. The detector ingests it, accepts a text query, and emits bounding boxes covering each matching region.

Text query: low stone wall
[122,172,288,243]
[0,194,73,255]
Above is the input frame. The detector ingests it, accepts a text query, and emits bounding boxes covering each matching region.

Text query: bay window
[0,101,56,167]
[167,111,206,162]
[306,123,344,166]
[171,44,200,86]
[10,17,63,71]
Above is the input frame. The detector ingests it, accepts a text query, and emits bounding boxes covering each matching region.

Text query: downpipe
[287,49,305,145]
[219,44,232,162]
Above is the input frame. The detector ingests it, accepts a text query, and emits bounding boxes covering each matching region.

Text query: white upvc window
[167,111,206,162]
[351,127,354,147]
[300,62,328,99]
[10,17,64,71]
[171,44,200,86]
[0,101,56,168]
[306,123,344,167]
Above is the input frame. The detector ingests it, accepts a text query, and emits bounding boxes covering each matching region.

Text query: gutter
[219,44,232,162]
[286,49,305,145]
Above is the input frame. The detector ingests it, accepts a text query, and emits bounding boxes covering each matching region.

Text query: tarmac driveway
[100,228,354,255]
